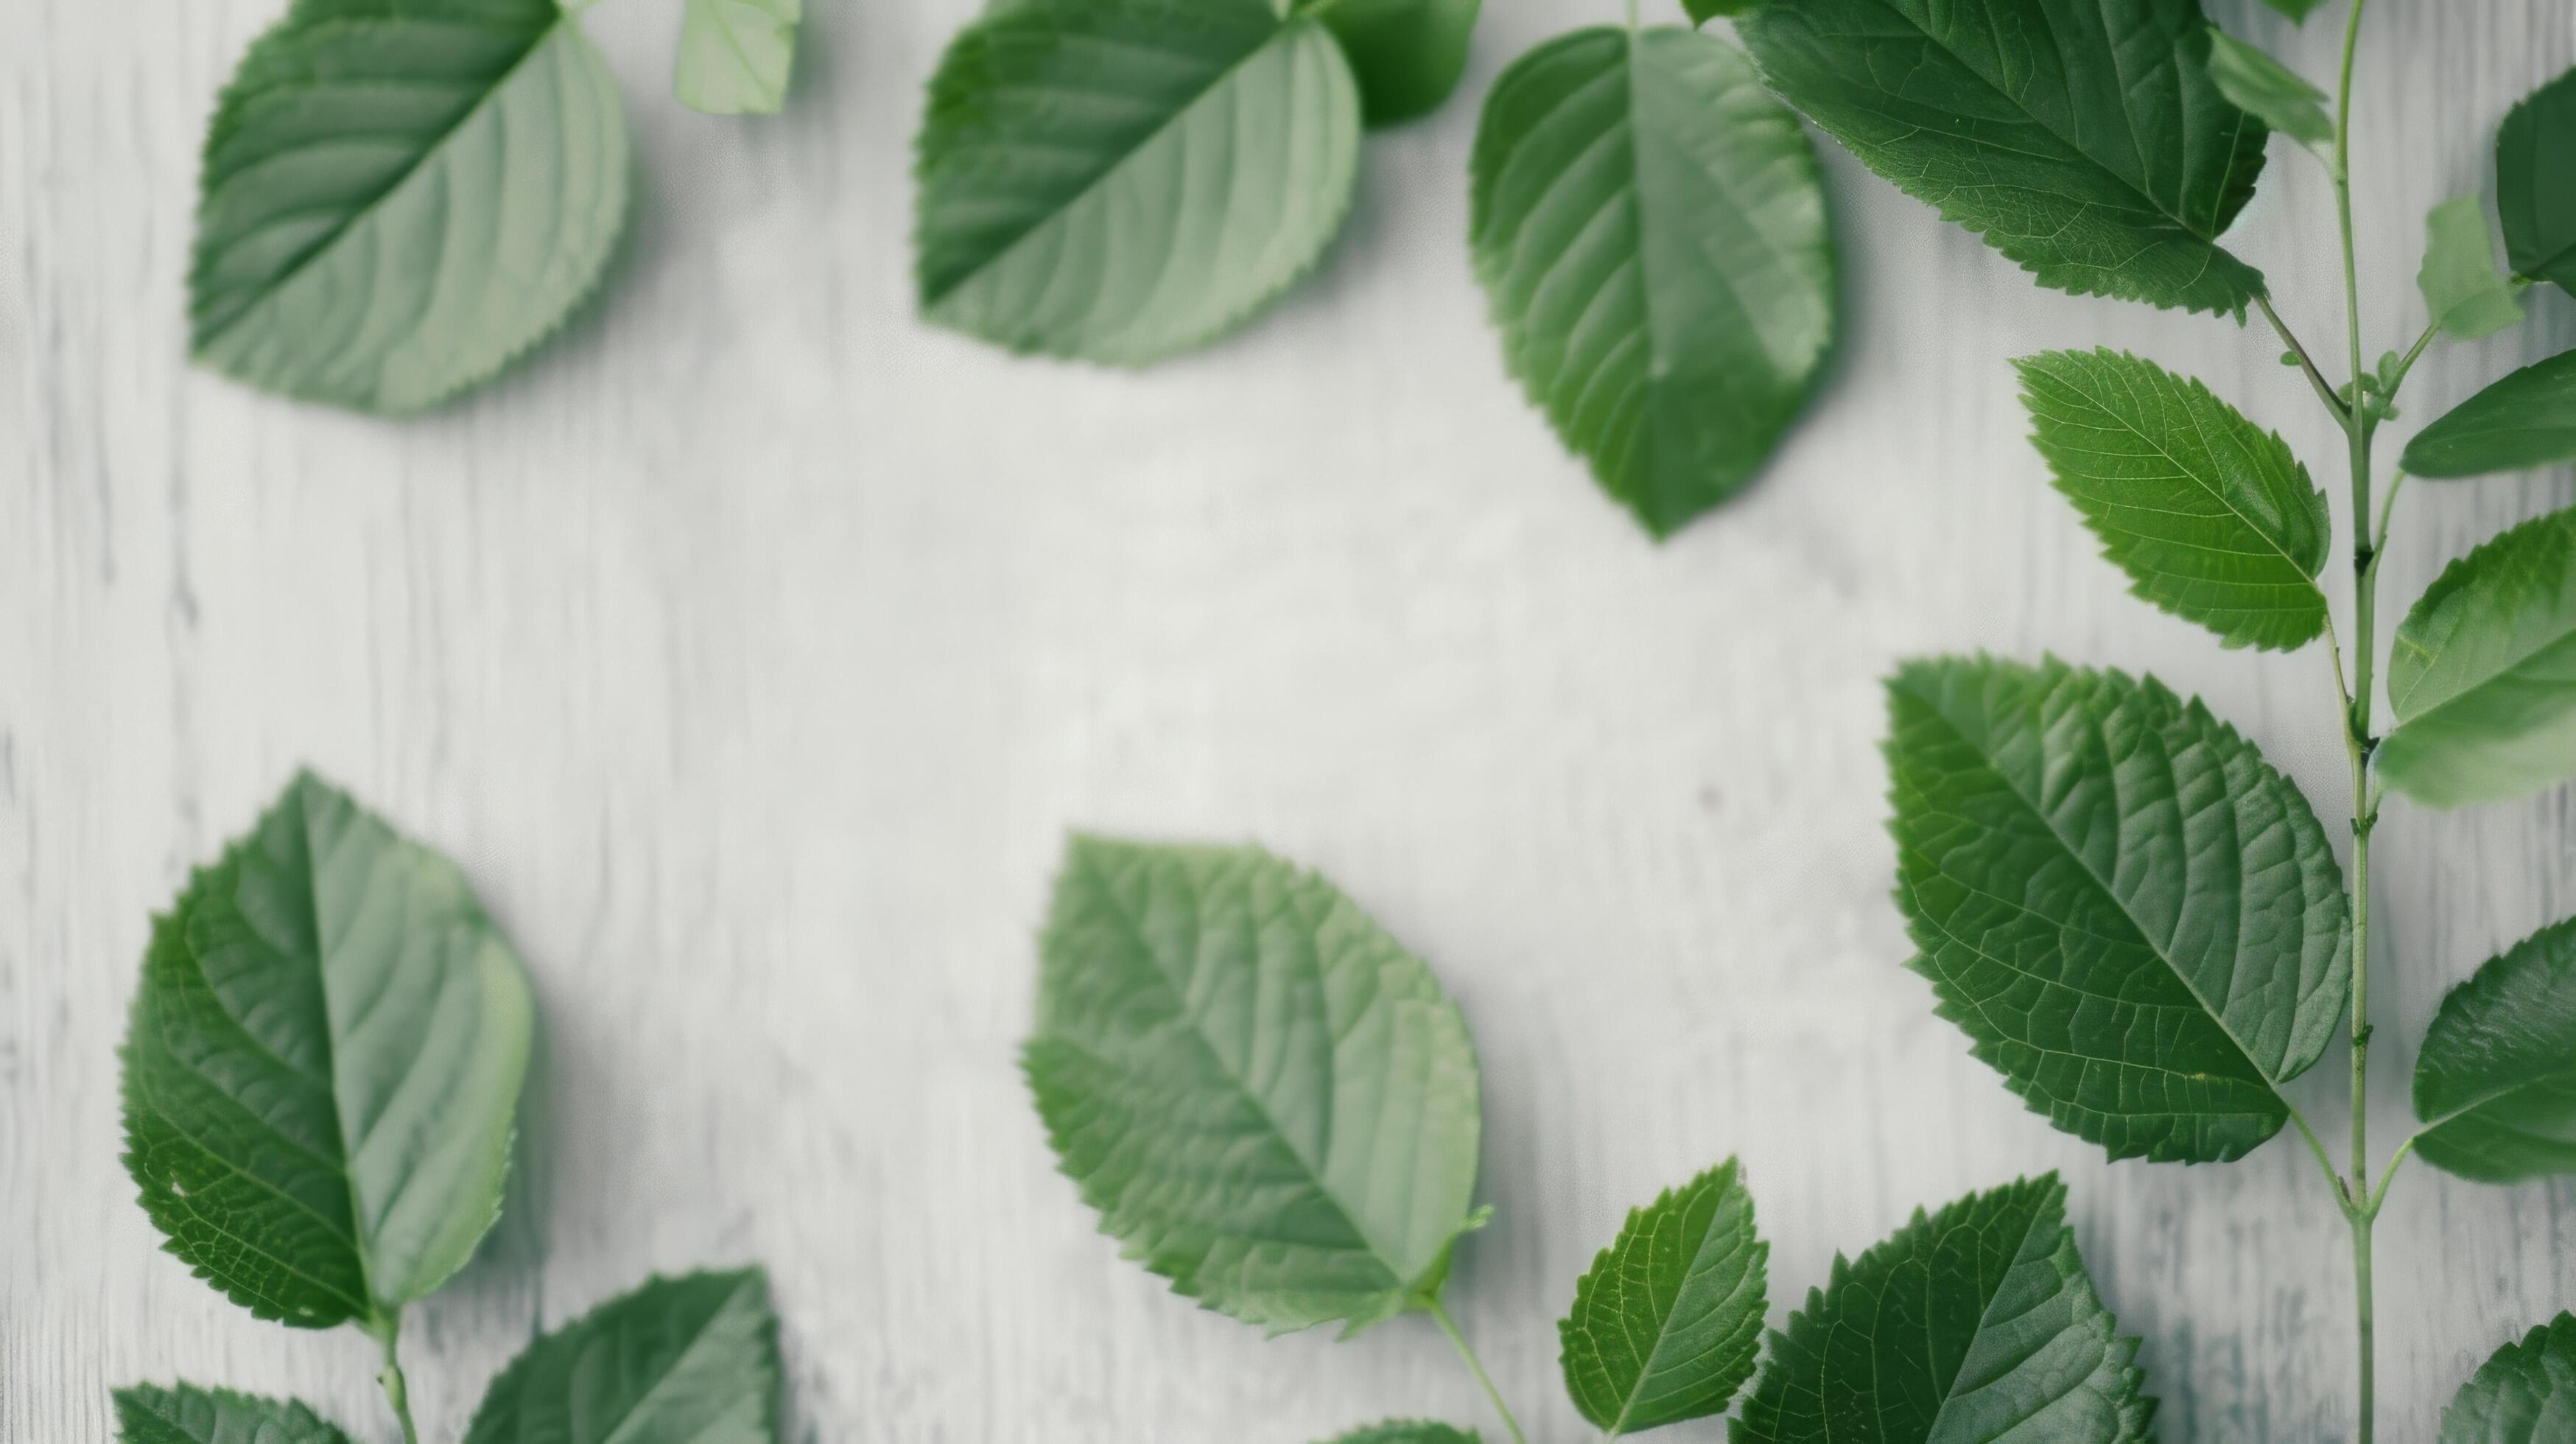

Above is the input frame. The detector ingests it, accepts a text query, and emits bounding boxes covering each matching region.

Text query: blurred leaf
[2205,29,2332,148]
[2418,197,2526,340]
[2379,507,2576,807]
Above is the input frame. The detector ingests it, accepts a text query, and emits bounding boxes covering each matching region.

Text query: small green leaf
[1885,657,2351,1164]
[113,1385,354,1444]
[2257,0,2328,19]
[1469,27,1835,538]
[2413,919,2576,1182]
[913,0,1362,365]
[2378,508,2576,808]
[120,772,536,1326]
[463,1270,781,1443]
[1559,1159,1767,1434]
[2205,29,2332,149]
[1309,0,1481,126]
[2401,352,2576,480]
[2419,197,2527,341]
[676,0,801,115]
[1025,836,1484,1337]
[1681,0,1756,24]
[1735,1174,2155,1443]
[1738,0,2269,316]
[2441,1314,2576,1443]
[1321,1426,1481,1444]
[2017,348,2330,651]
[190,0,631,413]
[2499,67,2576,296]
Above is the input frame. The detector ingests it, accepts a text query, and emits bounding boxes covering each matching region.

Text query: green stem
[1428,1298,1529,1444]
[365,1311,421,1444]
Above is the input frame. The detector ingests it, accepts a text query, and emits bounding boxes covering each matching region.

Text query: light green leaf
[189,0,631,414]
[1321,1426,1481,1444]
[1559,1159,1767,1434]
[2419,197,2527,342]
[2442,1314,2576,1443]
[2017,348,2330,651]
[1310,0,1481,126]
[913,0,1361,365]
[1025,835,1484,1337]
[2378,508,2576,808]
[676,0,801,115]
[463,1270,781,1444]
[2205,29,2331,149]
[1468,27,1835,538]
[1884,656,2351,1164]
[1738,0,2268,316]
[113,1385,354,1444]
[1734,1174,2155,1443]
[2401,352,2576,480]
[2413,919,2576,1182]
[1681,0,1756,24]
[2258,0,2328,19]
[119,771,536,1326]
[2499,67,2576,296]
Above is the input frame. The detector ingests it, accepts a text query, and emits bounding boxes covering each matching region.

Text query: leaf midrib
[2390,575,2576,729]
[1603,1194,1758,1432]
[1917,1196,2060,1440]
[593,1278,760,1444]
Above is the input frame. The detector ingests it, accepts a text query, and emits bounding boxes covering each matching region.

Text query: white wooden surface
[6,2,2575,1440]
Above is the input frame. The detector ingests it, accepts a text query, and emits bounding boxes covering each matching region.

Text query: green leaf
[1468,27,1835,539]
[676,0,801,115]
[2257,0,2328,19]
[189,0,631,414]
[1681,0,1756,24]
[2441,1314,2576,1443]
[1884,656,2351,1164]
[1310,0,1481,126]
[119,771,536,1326]
[1321,1426,1481,1444]
[2413,919,2576,1182]
[1734,1174,2155,1444]
[913,0,1362,365]
[1025,835,1484,1337]
[1559,1159,1767,1434]
[463,1270,781,1444]
[2401,352,2576,480]
[2419,197,2527,342]
[2204,29,2331,149]
[113,1385,354,1444]
[1738,0,2268,316]
[2378,508,2576,808]
[2016,348,2331,651]
[2499,67,2576,296]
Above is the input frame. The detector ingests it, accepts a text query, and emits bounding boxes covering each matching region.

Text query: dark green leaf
[1469,27,1835,538]
[1682,0,1756,23]
[2378,508,2576,807]
[2419,197,2527,342]
[463,1270,780,1443]
[1025,835,1484,1336]
[2205,29,2331,149]
[1310,0,1481,125]
[2414,919,2576,1182]
[677,0,801,114]
[190,0,631,413]
[1560,1159,1767,1434]
[1734,1174,2155,1443]
[2017,348,2330,651]
[2401,352,2576,479]
[120,772,536,1326]
[2258,0,2328,19]
[1738,0,2268,316]
[1884,657,2351,1164]
[113,1385,353,1444]
[913,0,1361,365]
[2499,67,2576,295]
[2441,1314,2576,1443]
[1321,1426,1481,1444]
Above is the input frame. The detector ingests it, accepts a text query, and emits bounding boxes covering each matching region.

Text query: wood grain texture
[2,1,2572,1440]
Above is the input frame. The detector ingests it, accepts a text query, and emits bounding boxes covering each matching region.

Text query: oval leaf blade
[2440,1314,2576,1443]
[113,1385,354,1444]
[2418,197,2528,343]
[2401,352,2576,480]
[1469,27,1836,539]
[2204,29,2332,149]
[1884,657,2351,1164]
[120,772,536,1325]
[1735,1174,2155,1443]
[1025,835,1484,1336]
[2018,348,2331,651]
[2413,919,2576,1182]
[1559,1159,1767,1434]
[1315,0,1481,126]
[2499,67,2576,296]
[913,0,1362,365]
[463,1270,782,1443]
[2378,507,2576,808]
[190,0,632,413]
[1738,0,2267,316]
[676,0,801,115]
